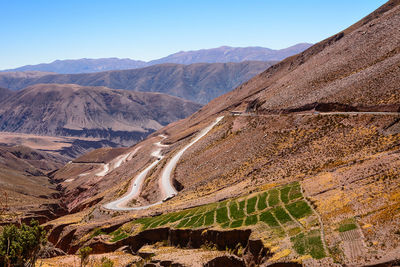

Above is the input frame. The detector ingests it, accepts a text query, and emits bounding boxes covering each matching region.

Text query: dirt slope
[0,61,275,104]
[0,83,201,147]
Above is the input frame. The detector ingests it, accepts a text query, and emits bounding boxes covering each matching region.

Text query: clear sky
[0,0,387,69]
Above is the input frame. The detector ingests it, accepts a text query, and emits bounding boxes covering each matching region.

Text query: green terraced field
[134,182,310,232]
[286,200,313,219]
[291,230,326,259]
[107,182,324,259]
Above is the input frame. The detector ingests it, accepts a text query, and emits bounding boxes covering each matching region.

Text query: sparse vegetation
[110,229,128,242]
[78,246,92,267]
[90,227,106,239]
[100,256,114,267]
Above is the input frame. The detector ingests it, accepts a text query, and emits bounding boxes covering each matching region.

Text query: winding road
[95,147,141,177]
[103,116,224,211]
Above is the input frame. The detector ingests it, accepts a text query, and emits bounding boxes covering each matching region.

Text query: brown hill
[0,84,201,147]
[0,145,67,224]
[0,87,13,101]
[0,61,275,104]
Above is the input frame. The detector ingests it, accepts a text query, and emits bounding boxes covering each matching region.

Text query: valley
[0,1,399,266]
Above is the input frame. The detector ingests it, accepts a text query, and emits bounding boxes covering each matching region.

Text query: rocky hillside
[0,61,275,104]
[0,87,13,100]
[0,84,201,147]
[1,44,311,74]
[33,1,400,266]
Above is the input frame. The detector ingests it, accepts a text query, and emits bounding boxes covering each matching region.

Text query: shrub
[101,256,114,267]
[0,220,46,267]
[78,246,92,267]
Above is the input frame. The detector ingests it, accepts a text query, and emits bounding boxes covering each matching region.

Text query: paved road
[103,136,166,211]
[103,116,224,211]
[160,116,224,200]
[96,147,141,177]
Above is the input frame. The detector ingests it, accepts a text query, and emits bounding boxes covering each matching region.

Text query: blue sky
[0,0,387,69]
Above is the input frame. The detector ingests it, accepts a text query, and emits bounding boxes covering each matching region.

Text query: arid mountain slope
[0,87,13,101]
[38,1,400,266]
[0,145,67,224]
[1,44,311,74]
[161,0,400,136]
[0,84,201,147]
[0,61,275,104]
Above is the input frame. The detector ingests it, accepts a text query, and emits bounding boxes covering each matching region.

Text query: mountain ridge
[0,61,275,104]
[1,43,312,74]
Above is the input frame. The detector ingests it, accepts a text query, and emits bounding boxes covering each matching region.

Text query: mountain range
[1,43,312,74]
[0,61,275,104]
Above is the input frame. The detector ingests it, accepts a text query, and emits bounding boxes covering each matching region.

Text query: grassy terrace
[109,182,325,259]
